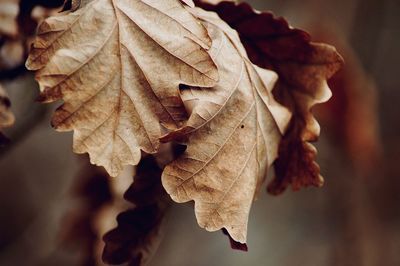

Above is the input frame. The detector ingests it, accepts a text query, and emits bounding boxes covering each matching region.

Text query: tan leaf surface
[162,9,290,243]
[26,0,219,176]
[195,1,343,194]
[180,0,195,8]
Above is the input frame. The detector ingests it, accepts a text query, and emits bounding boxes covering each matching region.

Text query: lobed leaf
[161,8,290,243]
[195,0,343,194]
[26,0,219,176]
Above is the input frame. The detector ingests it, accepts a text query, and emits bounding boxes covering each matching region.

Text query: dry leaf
[103,156,170,266]
[196,1,343,194]
[180,0,195,8]
[161,8,290,244]
[26,0,219,177]
[0,0,64,74]
[311,29,381,175]
[61,161,112,266]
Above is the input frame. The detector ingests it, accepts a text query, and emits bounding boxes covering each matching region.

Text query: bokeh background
[0,0,399,265]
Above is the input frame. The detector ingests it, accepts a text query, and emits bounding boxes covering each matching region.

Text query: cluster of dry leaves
[1,0,344,265]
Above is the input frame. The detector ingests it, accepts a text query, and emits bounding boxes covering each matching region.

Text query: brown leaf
[26,0,219,177]
[195,1,343,194]
[313,30,382,175]
[161,8,290,243]
[180,0,195,8]
[60,160,112,266]
[0,0,64,74]
[103,156,170,266]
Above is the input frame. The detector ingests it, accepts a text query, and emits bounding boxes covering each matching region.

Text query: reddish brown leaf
[60,159,112,266]
[312,30,382,175]
[195,0,343,194]
[161,8,290,243]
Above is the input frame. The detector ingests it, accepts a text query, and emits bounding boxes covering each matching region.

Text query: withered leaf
[314,32,381,175]
[180,0,195,8]
[103,156,170,266]
[26,0,219,177]
[61,160,112,266]
[196,1,343,194]
[161,8,291,244]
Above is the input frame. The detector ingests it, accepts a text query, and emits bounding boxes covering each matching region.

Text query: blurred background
[0,0,399,265]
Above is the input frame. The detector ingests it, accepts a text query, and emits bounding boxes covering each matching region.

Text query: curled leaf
[196,1,343,194]
[26,0,219,177]
[162,8,290,243]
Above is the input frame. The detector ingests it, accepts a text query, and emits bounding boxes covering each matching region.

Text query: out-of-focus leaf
[103,156,170,266]
[313,31,381,174]
[195,0,343,194]
[0,0,64,74]
[26,0,218,177]
[60,160,112,266]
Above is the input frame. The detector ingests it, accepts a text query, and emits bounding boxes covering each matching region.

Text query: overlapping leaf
[61,161,112,266]
[26,0,219,176]
[161,8,291,244]
[195,0,343,194]
[103,156,170,266]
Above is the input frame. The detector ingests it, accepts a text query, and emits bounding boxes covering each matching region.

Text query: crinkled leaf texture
[26,0,343,251]
[26,0,218,177]
[161,8,290,244]
[196,0,343,194]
